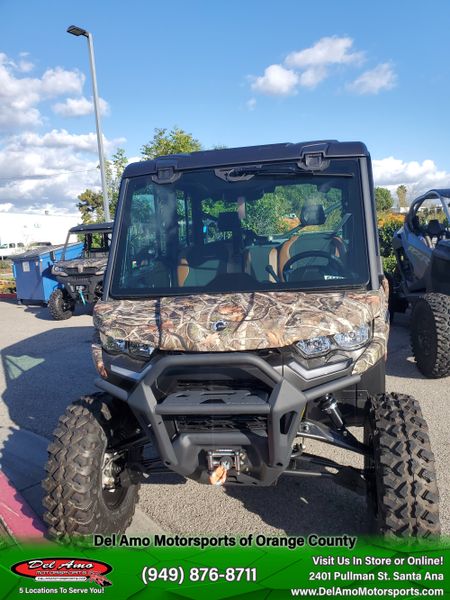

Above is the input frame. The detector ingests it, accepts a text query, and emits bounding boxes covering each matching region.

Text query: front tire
[364,393,440,538]
[42,393,141,541]
[48,289,75,320]
[411,293,450,378]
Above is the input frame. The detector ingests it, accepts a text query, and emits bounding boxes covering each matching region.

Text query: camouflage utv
[43,141,440,538]
[48,222,113,320]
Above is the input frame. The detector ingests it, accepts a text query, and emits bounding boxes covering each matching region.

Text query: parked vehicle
[43,141,440,539]
[0,242,25,260]
[391,189,450,377]
[48,222,113,320]
[12,242,82,305]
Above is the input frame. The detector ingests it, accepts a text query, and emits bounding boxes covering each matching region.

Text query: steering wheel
[282,250,346,282]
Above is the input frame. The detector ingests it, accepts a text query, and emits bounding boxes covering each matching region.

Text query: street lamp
[67,25,110,222]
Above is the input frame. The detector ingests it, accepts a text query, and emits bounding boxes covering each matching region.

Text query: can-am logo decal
[11,558,112,587]
[212,320,227,332]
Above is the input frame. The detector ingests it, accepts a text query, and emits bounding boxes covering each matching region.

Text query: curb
[0,471,46,540]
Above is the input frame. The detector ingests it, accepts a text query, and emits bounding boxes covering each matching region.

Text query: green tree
[375,187,394,213]
[77,189,104,223]
[396,184,408,209]
[105,147,128,217]
[141,127,202,160]
[77,147,128,222]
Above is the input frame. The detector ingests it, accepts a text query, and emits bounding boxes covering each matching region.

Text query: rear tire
[364,393,440,538]
[411,293,450,378]
[42,393,141,541]
[48,289,75,320]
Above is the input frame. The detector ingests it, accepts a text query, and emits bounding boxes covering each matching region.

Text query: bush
[377,212,404,274]
[0,280,15,294]
[0,260,12,272]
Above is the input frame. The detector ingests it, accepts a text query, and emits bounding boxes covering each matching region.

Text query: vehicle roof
[123,140,370,178]
[69,221,114,234]
[416,189,450,200]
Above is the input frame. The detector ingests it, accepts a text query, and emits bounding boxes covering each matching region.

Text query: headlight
[333,324,370,350]
[95,267,106,275]
[99,332,127,353]
[296,336,332,357]
[52,265,66,275]
[99,332,154,358]
[296,323,371,357]
[128,341,154,359]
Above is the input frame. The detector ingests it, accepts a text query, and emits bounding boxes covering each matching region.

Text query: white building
[0,212,81,247]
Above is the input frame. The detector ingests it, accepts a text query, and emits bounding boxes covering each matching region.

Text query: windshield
[63,231,111,260]
[111,159,370,297]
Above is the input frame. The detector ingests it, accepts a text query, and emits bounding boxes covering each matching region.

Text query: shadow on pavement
[386,321,423,380]
[224,477,369,535]
[23,303,92,322]
[0,325,97,529]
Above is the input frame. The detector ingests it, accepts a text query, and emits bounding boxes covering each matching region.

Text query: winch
[207,449,246,485]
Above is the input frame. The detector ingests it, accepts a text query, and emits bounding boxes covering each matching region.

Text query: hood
[94,288,387,352]
[56,257,107,270]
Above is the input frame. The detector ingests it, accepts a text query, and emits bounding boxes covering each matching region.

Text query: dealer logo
[11,558,112,587]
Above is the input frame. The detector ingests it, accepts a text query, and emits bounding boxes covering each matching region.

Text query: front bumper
[95,352,360,486]
[56,274,103,303]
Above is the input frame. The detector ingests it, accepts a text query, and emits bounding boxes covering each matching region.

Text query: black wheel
[42,393,141,541]
[411,293,450,378]
[364,393,440,538]
[48,289,75,320]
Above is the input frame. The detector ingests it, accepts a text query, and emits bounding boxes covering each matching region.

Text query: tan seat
[177,243,228,287]
[244,245,278,282]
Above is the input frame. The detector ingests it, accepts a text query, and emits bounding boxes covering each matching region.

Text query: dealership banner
[0,535,449,598]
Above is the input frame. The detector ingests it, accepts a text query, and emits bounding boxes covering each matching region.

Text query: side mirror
[49,251,56,262]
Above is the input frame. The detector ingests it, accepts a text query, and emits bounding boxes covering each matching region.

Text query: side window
[128,191,158,264]
[416,199,442,231]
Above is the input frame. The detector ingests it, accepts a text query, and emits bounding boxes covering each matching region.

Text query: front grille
[66,277,92,285]
[175,415,267,433]
[65,267,98,276]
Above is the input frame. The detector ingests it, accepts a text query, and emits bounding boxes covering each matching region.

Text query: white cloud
[0,52,120,214]
[251,36,364,97]
[249,36,397,99]
[347,63,396,95]
[373,156,450,198]
[7,129,124,154]
[52,96,110,117]
[285,36,364,68]
[298,65,328,89]
[0,130,126,213]
[17,52,34,72]
[40,67,84,96]
[251,64,299,96]
[0,53,85,132]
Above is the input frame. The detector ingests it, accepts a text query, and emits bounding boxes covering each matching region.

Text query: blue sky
[1,0,450,213]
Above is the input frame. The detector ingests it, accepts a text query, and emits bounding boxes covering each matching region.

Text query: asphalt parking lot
[0,299,448,536]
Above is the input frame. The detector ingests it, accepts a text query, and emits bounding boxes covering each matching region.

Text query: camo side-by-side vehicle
[391,189,450,378]
[48,222,113,320]
[43,141,440,538]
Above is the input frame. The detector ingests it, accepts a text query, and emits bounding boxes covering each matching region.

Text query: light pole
[67,25,110,222]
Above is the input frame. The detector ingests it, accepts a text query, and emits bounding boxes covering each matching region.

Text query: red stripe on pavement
[0,471,45,539]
